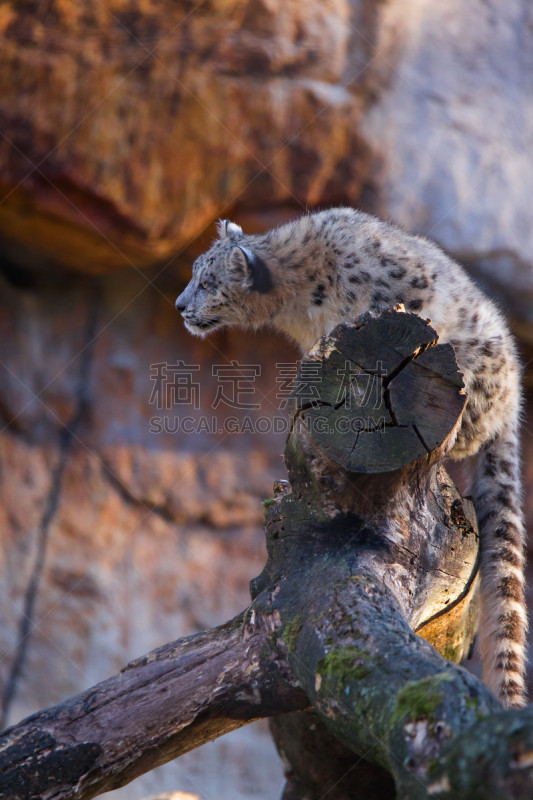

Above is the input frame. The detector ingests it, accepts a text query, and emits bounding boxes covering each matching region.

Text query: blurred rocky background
[0,1,532,798]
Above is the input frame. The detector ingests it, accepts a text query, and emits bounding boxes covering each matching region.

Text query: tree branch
[0,614,307,799]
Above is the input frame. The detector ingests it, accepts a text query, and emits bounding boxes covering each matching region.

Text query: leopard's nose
[175,294,187,312]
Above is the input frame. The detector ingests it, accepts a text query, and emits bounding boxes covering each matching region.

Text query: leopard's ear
[228,246,273,294]
[216,219,243,240]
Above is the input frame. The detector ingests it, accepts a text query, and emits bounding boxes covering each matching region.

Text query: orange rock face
[0,0,366,272]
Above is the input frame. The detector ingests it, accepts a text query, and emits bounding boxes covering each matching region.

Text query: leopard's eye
[200,280,209,290]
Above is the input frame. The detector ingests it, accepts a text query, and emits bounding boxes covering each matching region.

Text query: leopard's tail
[473,421,527,708]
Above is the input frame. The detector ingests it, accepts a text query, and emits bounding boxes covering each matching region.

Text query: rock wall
[0,1,532,798]
[361,0,533,349]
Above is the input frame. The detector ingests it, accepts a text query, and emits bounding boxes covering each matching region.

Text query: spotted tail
[473,422,528,707]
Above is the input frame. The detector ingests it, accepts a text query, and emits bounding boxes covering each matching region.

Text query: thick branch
[0,614,307,799]
[261,312,533,798]
[278,568,533,799]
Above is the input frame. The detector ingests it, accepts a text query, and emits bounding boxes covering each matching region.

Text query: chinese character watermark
[211,361,261,409]
[149,361,201,411]
[148,359,388,436]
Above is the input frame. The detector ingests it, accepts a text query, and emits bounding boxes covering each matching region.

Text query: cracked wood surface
[292,309,466,474]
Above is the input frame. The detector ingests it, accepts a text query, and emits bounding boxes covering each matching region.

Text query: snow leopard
[175,207,527,708]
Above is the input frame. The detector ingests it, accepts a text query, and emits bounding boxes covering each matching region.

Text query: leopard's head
[175,220,274,337]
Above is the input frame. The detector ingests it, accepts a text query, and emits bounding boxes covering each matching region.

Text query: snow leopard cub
[176,208,527,708]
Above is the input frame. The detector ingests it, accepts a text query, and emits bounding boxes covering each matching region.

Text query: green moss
[283,615,303,654]
[317,645,371,685]
[392,672,454,724]
[262,498,276,511]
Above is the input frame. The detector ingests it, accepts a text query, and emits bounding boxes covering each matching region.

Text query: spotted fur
[176,208,527,708]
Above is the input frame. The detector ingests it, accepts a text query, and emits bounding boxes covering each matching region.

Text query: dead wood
[2,311,532,800]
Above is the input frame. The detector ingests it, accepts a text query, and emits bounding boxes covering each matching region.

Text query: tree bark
[0,616,307,799]
[1,310,532,800]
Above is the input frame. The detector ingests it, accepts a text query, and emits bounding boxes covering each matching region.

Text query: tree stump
[254,309,480,798]
[1,310,533,800]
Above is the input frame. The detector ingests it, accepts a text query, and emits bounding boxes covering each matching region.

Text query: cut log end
[287,310,466,480]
